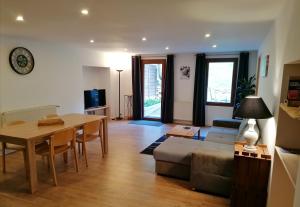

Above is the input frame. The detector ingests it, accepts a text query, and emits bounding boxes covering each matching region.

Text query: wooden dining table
[0,113,108,194]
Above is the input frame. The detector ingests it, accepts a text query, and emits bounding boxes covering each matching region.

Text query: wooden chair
[36,128,78,186]
[2,120,27,174]
[2,120,48,175]
[76,120,104,167]
[46,114,59,118]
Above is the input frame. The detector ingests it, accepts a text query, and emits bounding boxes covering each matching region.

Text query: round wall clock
[9,47,35,75]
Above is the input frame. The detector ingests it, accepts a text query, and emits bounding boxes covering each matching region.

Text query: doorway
[142,59,166,120]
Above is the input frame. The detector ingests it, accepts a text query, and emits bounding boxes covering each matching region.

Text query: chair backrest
[7,120,26,126]
[51,128,76,147]
[83,120,101,135]
[46,114,59,118]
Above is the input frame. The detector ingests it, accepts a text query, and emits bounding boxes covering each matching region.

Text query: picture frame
[260,54,270,78]
[180,66,191,79]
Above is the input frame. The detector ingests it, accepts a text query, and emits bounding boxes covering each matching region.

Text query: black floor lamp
[116,69,123,120]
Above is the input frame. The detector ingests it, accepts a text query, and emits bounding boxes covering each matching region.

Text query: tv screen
[84,89,106,109]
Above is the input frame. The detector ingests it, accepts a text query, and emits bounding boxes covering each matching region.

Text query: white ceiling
[0,0,286,54]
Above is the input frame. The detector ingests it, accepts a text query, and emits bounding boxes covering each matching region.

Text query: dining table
[0,113,108,194]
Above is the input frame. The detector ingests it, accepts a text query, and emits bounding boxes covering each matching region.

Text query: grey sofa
[153,118,249,196]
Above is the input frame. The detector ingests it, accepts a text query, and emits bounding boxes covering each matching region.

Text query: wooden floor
[0,121,229,207]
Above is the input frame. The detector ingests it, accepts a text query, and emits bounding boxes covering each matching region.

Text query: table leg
[102,118,108,154]
[198,130,201,140]
[26,140,38,194]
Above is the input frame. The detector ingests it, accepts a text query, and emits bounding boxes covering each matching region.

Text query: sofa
[153,118,255,197]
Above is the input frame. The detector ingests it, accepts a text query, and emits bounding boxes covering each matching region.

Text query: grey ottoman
[153,137,201,180]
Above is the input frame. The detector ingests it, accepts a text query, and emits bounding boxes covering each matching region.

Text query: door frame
[141,59,166,121]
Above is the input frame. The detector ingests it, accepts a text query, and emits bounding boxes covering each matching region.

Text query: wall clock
[9,47,35,75]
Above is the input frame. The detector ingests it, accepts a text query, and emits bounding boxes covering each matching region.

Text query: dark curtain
[233,52,250,116]
[131,56,143,120]
[192,54,207,126]
[161,55,174,123]
[238,52,249,81]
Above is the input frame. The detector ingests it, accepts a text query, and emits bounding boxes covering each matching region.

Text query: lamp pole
[116,69,123,120]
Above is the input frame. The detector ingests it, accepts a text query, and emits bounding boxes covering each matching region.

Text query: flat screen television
[84,89,106,109]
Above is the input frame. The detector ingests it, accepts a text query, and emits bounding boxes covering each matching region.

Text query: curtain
[161,55,174,123]
[238,52,249,81]
[192,54,207,126]
[233,52,250,116]
[131,56,143,120]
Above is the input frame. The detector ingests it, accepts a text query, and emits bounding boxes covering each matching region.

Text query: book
[288,80,300,107]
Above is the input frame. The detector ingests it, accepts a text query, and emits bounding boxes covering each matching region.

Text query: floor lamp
[116,69,123,120]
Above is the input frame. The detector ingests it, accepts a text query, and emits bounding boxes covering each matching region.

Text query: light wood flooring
[0,121,229,207]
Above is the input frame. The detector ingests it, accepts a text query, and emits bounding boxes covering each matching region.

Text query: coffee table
[166,125,201,139]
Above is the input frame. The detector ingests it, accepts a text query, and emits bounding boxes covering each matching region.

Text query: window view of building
[143,64,162,118]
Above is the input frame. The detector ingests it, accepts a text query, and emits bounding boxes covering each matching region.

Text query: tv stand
[84,106,110,119]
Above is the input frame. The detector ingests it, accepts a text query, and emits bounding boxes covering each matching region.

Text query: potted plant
[234,75,256,112]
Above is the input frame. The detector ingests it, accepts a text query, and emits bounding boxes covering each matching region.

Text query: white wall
[0,36,132,118]
[257,0,300,155]
[174,54,195,121]
[174,52,258,125]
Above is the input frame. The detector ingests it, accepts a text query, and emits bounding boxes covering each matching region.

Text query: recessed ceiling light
[165,46,169,50]
[81,9,89,15]
[142,37,147,41]
[90,39,94,43]
[205,33,211,38]
[16,15,24,22]
[212,44,217,48]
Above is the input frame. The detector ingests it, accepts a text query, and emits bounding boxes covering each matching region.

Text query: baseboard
[173,119,193,125]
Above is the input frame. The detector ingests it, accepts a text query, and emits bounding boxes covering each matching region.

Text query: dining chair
[36,128,78,186]
[76,120,104,167]
[46,114,59,118]
[2,120,48,175]
[2,120,27,174]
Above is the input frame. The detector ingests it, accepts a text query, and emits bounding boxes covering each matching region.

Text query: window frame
[205,58,238,107]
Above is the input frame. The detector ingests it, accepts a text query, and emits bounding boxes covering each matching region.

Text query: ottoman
[153,137,201,180]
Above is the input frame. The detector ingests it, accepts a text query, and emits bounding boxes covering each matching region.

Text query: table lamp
[234,96,273,151]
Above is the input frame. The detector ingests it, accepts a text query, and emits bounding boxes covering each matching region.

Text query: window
[206,58,238,106]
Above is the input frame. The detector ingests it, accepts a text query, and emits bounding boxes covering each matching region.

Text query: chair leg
[99,137,104,158]
[49,154,58,186]
[73,147,79,172]
[22,150,29,179]
[81,143,84,156]
[77,142,81,156]
[2,142,6,173]
[63,152,68,164]
[47,156,50,172]
[82,142,88,168]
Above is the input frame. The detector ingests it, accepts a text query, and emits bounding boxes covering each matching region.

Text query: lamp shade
[234,96,273,119]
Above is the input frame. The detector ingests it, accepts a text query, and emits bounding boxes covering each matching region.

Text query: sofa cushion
[153,137,200,165]
[191,145,234,177]
[205,126,238,145]
[205,133,236,145]
[209,126,239,136]
[212,118,242,129]
[190,144,234,196]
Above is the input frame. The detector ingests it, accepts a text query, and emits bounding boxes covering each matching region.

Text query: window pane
[144,64,162,118]
[206,62,234,103]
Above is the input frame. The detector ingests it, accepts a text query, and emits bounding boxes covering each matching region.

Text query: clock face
[9,47,34,75]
